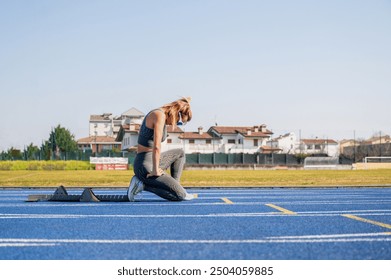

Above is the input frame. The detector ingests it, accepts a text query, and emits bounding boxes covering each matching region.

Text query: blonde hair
[161,97,192,126]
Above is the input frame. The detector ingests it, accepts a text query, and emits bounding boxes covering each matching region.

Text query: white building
[267,132,297,154]
[115,124,275,154]
[207,125,273,154]
[297,138,339,157]
[89,108,145,139]
[179,127,219,154]
[89,113,114,138]
[115,123,141,152]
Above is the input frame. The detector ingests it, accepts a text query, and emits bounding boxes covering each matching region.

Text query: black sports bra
[137,109,167,147]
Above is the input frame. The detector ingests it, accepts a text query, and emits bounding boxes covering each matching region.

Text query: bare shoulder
[146,109,165,128]
[149,109,164,121]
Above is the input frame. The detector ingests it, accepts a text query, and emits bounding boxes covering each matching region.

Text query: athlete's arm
[148,110,165,177]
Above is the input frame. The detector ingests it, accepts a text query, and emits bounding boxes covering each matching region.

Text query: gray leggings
[133,148,188,201]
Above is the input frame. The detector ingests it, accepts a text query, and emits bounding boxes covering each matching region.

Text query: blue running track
[0,187,390,260]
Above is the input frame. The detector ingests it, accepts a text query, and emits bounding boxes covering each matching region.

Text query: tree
[40,141,52,160]
[2,147,23,160]
[24,143,40,160]
[47,125,78,159]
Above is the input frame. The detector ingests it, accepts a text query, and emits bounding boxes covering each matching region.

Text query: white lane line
[1,211,391,219]
[0,243,56,247]
[2,199,391,208]
[0,232,390,247]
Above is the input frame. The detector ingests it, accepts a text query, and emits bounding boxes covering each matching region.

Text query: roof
[121,107,145,117]
[209,125,273,137]
[77,136,120,144]
[260,145,282,154]
[179,132,213,140]
[239,131,270,138]
[89,113,113,122]
[167,125,184,133]
[301,139,338,145]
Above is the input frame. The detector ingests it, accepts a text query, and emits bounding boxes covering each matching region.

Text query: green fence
[185,153,301,165]
[1,150,304,166]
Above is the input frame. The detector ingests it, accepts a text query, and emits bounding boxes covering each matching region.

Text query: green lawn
[0,169,390,188]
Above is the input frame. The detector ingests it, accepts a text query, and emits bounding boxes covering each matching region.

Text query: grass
[0,161,93,171]
[0,169,390,188]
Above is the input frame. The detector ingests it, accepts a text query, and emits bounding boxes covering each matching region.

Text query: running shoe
[127,176,144,202]
[183,192,194,201]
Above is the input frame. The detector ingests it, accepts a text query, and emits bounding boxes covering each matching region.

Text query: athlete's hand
[147,168,164,178]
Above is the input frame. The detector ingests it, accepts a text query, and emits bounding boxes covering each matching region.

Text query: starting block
[26,186,129,202]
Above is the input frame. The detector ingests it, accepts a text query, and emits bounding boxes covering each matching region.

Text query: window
[167,139,172,144]
[206,139,212,144]
[253,139,258,147]
[315,145,321,150]
[189,139,195,144]
[228,139,236,144]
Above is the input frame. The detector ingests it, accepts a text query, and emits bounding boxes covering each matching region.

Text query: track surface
[0,187,390,260]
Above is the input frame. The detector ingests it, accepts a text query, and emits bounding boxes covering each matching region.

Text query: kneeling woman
[128,97,194,201]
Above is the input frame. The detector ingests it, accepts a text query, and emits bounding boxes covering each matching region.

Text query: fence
[1,151,304,166]
[342,143,391,162]
[1,150,358,168]
[0,150,135,162]
[185,153,302,166]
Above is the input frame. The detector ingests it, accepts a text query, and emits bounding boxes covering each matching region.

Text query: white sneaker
[183,193,195,201]
[127,176,144,202]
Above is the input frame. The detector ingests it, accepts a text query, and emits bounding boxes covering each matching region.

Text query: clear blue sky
[1,0,390,151]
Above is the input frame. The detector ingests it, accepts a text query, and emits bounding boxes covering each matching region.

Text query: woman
[127,97,194,202]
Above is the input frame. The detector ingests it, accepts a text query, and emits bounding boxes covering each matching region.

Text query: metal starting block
[26,186,129,202]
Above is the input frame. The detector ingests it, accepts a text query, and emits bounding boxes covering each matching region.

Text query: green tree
[40,141,52,160]
[24,143,40,160]
[4,147,23,160]
[48,125,78,159]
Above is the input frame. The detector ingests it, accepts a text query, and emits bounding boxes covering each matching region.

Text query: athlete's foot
[183,193,195,201]
[127,176,144,202]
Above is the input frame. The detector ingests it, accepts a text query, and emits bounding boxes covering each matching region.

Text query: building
[179,127,218,154]
[362,135,391,145]
[115,123,141,152]
[79,107,144,153]
[297,138,339,157]
[89,113,115,138]
[339,139,357,155]
[77,136,121,153]
[267,132,296,154]
[113,123,275,155]
[89,107,145,139]
[207,125,273,153]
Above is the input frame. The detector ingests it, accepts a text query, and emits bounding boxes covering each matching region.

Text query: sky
[1,0,390,151]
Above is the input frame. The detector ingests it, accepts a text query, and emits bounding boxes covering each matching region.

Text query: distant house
[163,125,185,152]
[84,108,279,155]
[267,132,296,154]
[297,138,339,157]
[179,127,218,154]
[115,123,141,152]
[362,135,391,145]
[89,113,115,138]
[114,123,275,155]
[77,136,121,153]
[81,108,145,153]
[207,125,273,153]
[339,139,357,154]
[89,108,145,139]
